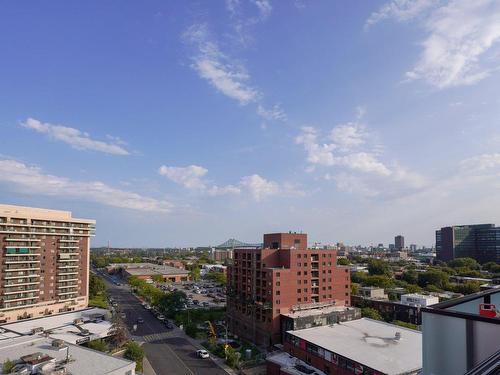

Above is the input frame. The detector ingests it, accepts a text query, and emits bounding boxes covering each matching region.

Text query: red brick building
[227,232,351,347]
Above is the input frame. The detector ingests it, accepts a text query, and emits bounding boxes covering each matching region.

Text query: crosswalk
[142,332,172,342]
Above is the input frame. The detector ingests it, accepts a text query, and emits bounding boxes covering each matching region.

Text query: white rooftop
[267,351,327,375]
[282,305,356,319]
[0,308,109,335]
[0,335,134,375]
[287,318,422,375]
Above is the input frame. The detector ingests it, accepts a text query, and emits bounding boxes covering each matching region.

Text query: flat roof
[0,204,95,224]
[0,335,134,375]
[282,305,357,319]
[287,318,422,375]
[267,351,327,375]
[0,308,109,335]
[125,265,189,276]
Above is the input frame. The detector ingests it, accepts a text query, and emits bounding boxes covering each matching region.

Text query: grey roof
[216,238,261,249]
[287,318,422,375]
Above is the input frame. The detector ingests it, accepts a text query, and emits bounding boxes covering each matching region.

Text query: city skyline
[2,1,500,247]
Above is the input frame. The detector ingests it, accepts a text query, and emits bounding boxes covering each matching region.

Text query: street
[103,278,227,375]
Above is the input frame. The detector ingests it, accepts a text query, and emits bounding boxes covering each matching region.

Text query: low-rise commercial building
[0,335,135,375]
[107,263,190,283]
[351,295,423,325]
[276,318,422,375]
[358,287,387,299]
[0,307,112,345]
[400,294,439,307]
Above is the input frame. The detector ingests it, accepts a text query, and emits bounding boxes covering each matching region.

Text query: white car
[196,349,209,359]
[157,314,165,321]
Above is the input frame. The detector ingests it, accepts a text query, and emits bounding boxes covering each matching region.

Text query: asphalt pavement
[102,277,228,375]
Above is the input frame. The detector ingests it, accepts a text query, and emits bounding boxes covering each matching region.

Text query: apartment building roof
[0,308,113,345]
[287,318,422,375]
[124,265,190,276]
[0,204,95,224]
[0,335,135,375]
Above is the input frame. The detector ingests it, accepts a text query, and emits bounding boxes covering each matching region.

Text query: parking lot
[158,280,226,309]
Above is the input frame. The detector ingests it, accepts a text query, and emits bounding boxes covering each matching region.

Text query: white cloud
[257,104,287,121]
[296,123,390,176]
[329,123,367,152]
[460,153,500,171]
[366,0,438,28]
[158,165,208,190]
[335,153,392,176]
[295,114,428,197]
[407,0,500,88]
[0,159,172,212]
[367,1,500,88]
[20,118,130,155]
[239,174,280,201]
[158,164,296,201]
[183,24,260,105]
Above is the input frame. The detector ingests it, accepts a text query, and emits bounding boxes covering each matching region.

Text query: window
[297,271,301,276]
[297,289,301,293]
[276,272,280,277]
[276,290,280,295]
[297,263,301,267]
[276,300,280,304]
[276,281,280,286]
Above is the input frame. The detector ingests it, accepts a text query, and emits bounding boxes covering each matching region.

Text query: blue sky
[1,0,500,247]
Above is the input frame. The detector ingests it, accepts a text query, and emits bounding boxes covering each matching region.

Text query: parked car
[196,350,209,359]
[144,304,151,310]
[120,312,126,319]
[202,302,209,307]
[193,300,199,305]
[137,317,144,324]
[165,321,173,329]
[158,314,165,321]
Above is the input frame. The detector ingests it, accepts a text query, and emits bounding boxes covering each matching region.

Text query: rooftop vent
[73,318,83,325]
[30,327,44,335]
[395,332,402,340]
[52,339,65,348]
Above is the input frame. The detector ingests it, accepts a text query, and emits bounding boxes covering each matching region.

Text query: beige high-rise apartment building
[0,204,95,323]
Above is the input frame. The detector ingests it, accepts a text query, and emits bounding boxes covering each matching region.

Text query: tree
[152,274,164,283]
[406,284,422,293]
[124,341,144,371]
[367,259,391,276]
[351,282,360,296]
[453,281,481,295]
[361,307,383,321]
[482,262,500,273]
[225,346,241,368]
[3,359,15,373]
[157,291,187,317]
[205,272,227,285]
[402,270,418,285]
[88,339,107,352]
[110,315,129,348]
[189,267,200,281]
[418,269,449,290]
[337,258,349,266]
[448,258,479,270]
[185,323,198,338]
[89,274,106,299]
[364,275,395,289]
[351,271,367,284]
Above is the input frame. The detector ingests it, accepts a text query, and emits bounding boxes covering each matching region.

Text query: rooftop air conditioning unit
[52,339,65,348]
[30,327,44,335]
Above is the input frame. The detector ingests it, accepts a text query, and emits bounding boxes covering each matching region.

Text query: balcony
[3,287,39,295]
[57,284,78,289]
[4,273,40,280]
[57,271,78,275]
[4,237,40,242]
[58,239,79,243]
[4,259,40,264]
[4,266,40,272]
[57,258,79,262]
[4,281,39,287]
[58,246,79,249]
[2,294,38,303]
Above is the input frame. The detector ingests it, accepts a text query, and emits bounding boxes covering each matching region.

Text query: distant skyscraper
[410,244,417,252]
[395,235,405,250]
[436,224,500,263]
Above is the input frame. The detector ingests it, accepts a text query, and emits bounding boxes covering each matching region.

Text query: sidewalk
[172,326,238,375]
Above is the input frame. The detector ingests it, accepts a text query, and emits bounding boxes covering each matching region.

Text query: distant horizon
[2,1,500,249]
